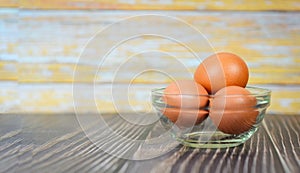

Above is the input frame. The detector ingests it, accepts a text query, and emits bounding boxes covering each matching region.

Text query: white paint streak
[280,99,292,107]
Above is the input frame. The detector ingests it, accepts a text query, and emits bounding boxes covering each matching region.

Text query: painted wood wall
[1,0,300,11]
[0,0,299,114]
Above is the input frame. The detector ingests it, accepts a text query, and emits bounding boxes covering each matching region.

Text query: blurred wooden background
[0,0,299,114]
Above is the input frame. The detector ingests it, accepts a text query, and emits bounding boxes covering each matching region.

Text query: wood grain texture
[0,114,299,173]
[0,82,297,114]
[1,0,300,11]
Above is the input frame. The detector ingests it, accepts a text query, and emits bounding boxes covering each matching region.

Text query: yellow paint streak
[0,0,299,11]
[0,62,292,84]
[38,91,68,107]
[269,90,300,114]
[94,100,117,114]
[41,49,48,56]
[63,45,78,55]
[2,84,299,114]
[0,62,17,81]
[6,43,16,54]
[0,0,18,7]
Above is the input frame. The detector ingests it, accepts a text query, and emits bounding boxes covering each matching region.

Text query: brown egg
[209,86,258,134]
[194,52,249,94]
[163,80,208,108]
[163,108,208,127]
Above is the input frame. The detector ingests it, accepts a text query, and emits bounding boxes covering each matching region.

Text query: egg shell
[162,107,208,127]
[209,86,258,134]
[163,80,208,108]
[194,52,249,94]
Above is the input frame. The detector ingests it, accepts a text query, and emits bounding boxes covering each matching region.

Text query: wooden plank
[1,10,300,84]
[0,82,18,114]
[0,0,18,8]
[1,0,300,11]
[262,115,300,173]
[0,83,297,114]
[0,114,299,172]
[15,62,300,85]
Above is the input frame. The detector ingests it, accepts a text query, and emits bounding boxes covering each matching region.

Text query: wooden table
[0,114,299,173]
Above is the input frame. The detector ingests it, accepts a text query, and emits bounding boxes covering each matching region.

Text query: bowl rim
[151,86,271,97]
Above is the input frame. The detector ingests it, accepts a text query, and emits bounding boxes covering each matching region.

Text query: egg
[194,52,249,94]
[209,86,258,134]
[163,108,208,127]
[163,80,208,108]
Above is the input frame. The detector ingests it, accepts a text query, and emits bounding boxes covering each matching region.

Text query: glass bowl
[151,86,271,148]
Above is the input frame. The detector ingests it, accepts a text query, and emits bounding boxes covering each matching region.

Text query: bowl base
[173,128,257,148]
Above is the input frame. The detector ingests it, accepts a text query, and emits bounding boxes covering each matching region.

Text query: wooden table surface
[0,114,299,173]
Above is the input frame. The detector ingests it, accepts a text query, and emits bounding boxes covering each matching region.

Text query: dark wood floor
[0,114,299,173]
